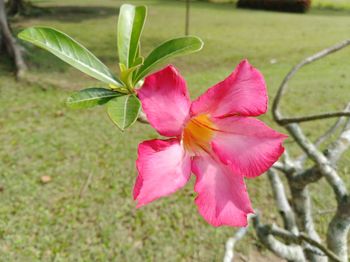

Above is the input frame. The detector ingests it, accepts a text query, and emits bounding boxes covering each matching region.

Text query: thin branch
[277,111,350,125]
[272,153,296,174]
[286,124,348,202]
[292,104,350,186]
[326,118,350,165]
[224,225,249,262]
[296,107,349,167]
[271,161,286,172]
[315,111,349,147]
[272,39,350,123]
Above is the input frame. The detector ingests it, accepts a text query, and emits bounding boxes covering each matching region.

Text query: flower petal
[134,138,191,207]
[211,116,287,178]
[192,153,253,227]
[190,59,267,117]
[137,65,191,137]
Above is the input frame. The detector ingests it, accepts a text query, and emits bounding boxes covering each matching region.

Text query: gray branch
[224,225,249,262]
[268,169,298,234]
[252,213,306,262]
[268,40,350,261]
[286,124,347,202]
[277,111,350,125]
[326,118,350,165]
[272,39,350,123]
[267,225,342,262]
[324,118,350,261]
[327,195,350,262]
[296,106,349,167]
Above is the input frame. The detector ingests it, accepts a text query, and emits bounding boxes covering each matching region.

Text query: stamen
[182,114,216,153]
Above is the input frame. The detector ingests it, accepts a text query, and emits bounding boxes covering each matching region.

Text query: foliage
[18,4,203,130]
[237,0,311,13]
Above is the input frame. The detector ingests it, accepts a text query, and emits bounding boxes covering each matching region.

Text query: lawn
[1,0,350,261]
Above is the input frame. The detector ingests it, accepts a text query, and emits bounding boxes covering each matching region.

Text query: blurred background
[0,0,350,261]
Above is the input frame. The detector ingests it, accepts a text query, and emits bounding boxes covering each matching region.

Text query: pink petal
[190,60,267,117]
[192,153,254,227]
[137,65,191,137]
[134,138,191,207]
[211,116,287,178]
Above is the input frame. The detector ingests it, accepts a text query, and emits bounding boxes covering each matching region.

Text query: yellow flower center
[183,114,216,153]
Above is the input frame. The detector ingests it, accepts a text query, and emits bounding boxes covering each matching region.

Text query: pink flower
[134,60,287,227]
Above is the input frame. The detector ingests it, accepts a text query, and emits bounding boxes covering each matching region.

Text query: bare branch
[272,39,350,123]
[327,198,350,262]
[224,226,249,262]
[272,161,285,171]
[326,118,350,165]
[292,167,323,188]
[289,183,325,262]
[264,225,342,262]
[266,40,350,262]
[286,124,347,202]
[296,106,349,167]
[315,111,349,148]
[292,103,350,186]
[267,169,298,234]
[277,111,350,126]
[252,213,306,261]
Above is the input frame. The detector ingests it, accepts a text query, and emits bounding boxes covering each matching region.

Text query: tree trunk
[0,0,26,78]
[8,0,26,16]
[185,0,190,35]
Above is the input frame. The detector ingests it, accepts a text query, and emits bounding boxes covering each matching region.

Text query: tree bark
[0,0,27,78]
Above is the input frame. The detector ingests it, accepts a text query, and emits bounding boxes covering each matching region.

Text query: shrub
[237,0,311,13]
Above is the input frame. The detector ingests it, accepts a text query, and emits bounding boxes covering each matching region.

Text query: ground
[0,0,350,261]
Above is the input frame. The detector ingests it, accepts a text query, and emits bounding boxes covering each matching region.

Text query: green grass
[1,0,350,261]
[312,0,350,10]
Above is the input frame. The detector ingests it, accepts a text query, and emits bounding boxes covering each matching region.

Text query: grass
[1,0,350,261]
[312,0,350,11]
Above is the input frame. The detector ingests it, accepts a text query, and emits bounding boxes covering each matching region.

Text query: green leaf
[107,95,141,130]
[18,27,123,87]
[66,88,123,109]
[117,4,147,68]
[133,36,203,83]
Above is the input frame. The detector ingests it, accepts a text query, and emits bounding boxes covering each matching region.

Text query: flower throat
[183,114,216,153]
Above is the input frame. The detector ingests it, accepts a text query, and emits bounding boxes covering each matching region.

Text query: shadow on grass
[24,47,69,73]
[0,54,16,77]
[13,5,121,74]
[22,5,118,23]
